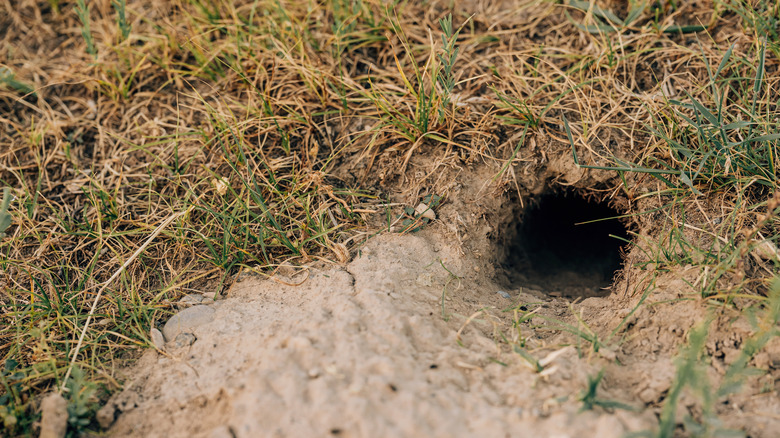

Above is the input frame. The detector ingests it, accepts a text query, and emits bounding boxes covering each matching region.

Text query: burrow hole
[499,188,631,298]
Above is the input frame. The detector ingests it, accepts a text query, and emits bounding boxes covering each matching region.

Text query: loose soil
[101,155,780,437]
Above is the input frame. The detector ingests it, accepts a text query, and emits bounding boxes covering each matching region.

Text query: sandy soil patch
[101,229,780,437]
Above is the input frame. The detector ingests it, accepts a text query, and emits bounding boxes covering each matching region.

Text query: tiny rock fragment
[414,202,436,221]
[39,393,68,438]
[496,290,511,299]
[637,387,657,404]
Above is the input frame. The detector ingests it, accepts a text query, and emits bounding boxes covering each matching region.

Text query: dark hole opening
[501,189,630,298]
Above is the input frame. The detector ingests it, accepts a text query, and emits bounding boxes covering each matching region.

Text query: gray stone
[496,290,511,299]
[39,393,68,438]
[163,305,215,340]
[171,332,197,349]
[150,328,166,350]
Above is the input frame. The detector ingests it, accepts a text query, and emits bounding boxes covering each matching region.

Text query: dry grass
[0,0,778,435]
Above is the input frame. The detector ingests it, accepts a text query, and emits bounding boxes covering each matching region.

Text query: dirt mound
[100,222,780,437]
[101,233,661,437]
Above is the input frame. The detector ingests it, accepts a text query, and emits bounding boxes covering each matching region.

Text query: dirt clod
[39,393,67,438]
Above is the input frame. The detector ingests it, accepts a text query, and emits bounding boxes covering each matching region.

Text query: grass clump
[364,9,467,146]
[559,3,779,434]
[566,35,779,297]
[723,0,780,49]
[1,1,382,434]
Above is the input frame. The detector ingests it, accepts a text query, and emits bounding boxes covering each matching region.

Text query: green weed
[64,367,98,434]
[0,360,33,435]
[75,0,97,58]
[565,0,709,34]
[0,67,35,97]
[654,281,780,437]
[579,369,636,412]
[567,40,778,195]
[111,0,131,41]
[0,188,12,238]
[364,9,465,144]
[722,0,780,47]
[436,14,461,122]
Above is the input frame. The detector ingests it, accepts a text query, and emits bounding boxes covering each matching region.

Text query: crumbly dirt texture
[103,233,654,438]
[103,230,780,438]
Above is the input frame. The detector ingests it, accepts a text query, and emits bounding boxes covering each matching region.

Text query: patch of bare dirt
[101,152,780,437]
[101,232,655,438]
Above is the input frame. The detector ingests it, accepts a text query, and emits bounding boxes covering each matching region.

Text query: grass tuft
[111,0,131,42]
[75,0,97,59]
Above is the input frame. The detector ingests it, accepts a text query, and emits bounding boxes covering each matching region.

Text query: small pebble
[163,305,215,340]
[496,290,511,299]
[150,328,166,350]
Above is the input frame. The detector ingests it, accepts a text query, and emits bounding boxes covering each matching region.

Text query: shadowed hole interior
[501,189,630,298]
